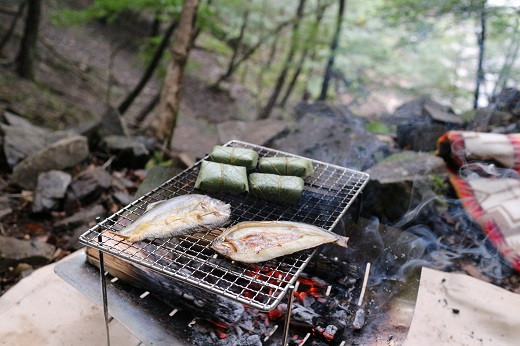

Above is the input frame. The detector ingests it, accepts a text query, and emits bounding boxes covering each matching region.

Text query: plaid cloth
[437,131,520,271]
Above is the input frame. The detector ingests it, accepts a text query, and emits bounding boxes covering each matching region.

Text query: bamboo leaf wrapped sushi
[249,173,304,204]
[258,157,314,178]
[194,160,249,194]
[209,145,259,170]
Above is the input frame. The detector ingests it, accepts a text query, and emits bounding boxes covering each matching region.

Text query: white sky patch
[488,0,520,7]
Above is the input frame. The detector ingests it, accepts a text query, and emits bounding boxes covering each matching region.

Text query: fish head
[211,238,237,256]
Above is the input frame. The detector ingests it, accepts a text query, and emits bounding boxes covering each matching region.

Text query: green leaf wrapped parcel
[209,146,259,170]
[249,173,304,204]
[258,157,314,178]
[194,160,249,194]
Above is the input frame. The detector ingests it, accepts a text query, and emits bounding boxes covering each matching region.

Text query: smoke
[347,196,513,290]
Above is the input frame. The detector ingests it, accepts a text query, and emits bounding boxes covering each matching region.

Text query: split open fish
[211,221,348,263]
[116,194,231,243]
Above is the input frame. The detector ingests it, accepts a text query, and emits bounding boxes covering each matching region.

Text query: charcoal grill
[80,140,369,344]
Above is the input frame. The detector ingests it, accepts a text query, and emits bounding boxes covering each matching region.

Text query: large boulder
[1,112,74,168]
[32,170,72,213]
[134,165,182,199]
[393,98,464,152]
[217,119,288,146]
[363,151,447,222]
[0,236,56,271]
[469,109,515,132]
[11,136,89,190]
[272,102,392,170]
[491,88,520,115]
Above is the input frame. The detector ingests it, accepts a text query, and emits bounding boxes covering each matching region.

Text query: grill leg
[282,285,295,346]
[98,233,111,346]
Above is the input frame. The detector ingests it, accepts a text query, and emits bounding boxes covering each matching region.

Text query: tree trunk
[16,0,41,80]
[133,92,160,127]
[150,10,162,37]
[318,0,346,101]
[214,3,325,88]
[279,2,326,108]
[491,16,519,99]
[0,0,26,55]
[256,34,281,107]
[118,20,177,115]
[258,0,307,120]
[213,9,250,88]
[151,0,199,145]
[473,6,486,110]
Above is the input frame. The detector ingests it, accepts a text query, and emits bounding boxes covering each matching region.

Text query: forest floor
[0,0,262,159]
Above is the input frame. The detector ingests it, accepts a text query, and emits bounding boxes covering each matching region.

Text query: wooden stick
[357,262,370,306]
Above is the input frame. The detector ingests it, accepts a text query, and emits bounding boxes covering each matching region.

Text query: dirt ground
[0,0,257,154]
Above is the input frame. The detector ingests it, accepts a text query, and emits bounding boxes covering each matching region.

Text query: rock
[0,196,15,220]
[100,135,152,169]
[217,119,289,146]
[96,107,128,138]
[363,151,447,222]
[11,136,89,190]
[294,101,354,121]
[0,236,56,271]
[393,98,464,152]
[170,117,219,160]
[66,166,112,205]
[32,171,72,213]
[1,113,74,168]
[3,111,41,128]
[65,225,89,251]
[54,204,106,233]
[397,123,447,152]
[424,104,464,126]
[491,87,520,114]
[71,119,100,139]
[113,191,134,205]
[134,165,182,199]
[470,109,514,132]
[272,104,392,170]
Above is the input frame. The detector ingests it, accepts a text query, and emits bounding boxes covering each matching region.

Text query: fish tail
[334,235,349,248]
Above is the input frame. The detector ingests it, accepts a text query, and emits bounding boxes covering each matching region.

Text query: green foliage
[430,174,448,195]
[365,120,395,135]
[145,151,173,169]
[380,0,486,24]
[52,0,183,26]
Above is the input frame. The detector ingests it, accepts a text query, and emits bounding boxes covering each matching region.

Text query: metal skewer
[98,232,110,346]
[282,285,295,346]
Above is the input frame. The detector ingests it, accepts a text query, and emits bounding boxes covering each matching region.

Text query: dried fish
[211,221,348,263]
[117,194,231,243]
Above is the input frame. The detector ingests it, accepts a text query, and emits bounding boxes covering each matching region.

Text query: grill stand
[282,285,295,346]
[98,233,111,346]
[81,141,369,344]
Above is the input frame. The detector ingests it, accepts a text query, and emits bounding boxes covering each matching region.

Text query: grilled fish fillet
[211,221,348,263]
[118,194,231,243]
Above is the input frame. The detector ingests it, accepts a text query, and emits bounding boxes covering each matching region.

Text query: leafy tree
[258,0,307,119]
[151,0,200,145]
[319,0,346,101]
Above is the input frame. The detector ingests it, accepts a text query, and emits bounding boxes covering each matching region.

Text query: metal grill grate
[80,140,369,311]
